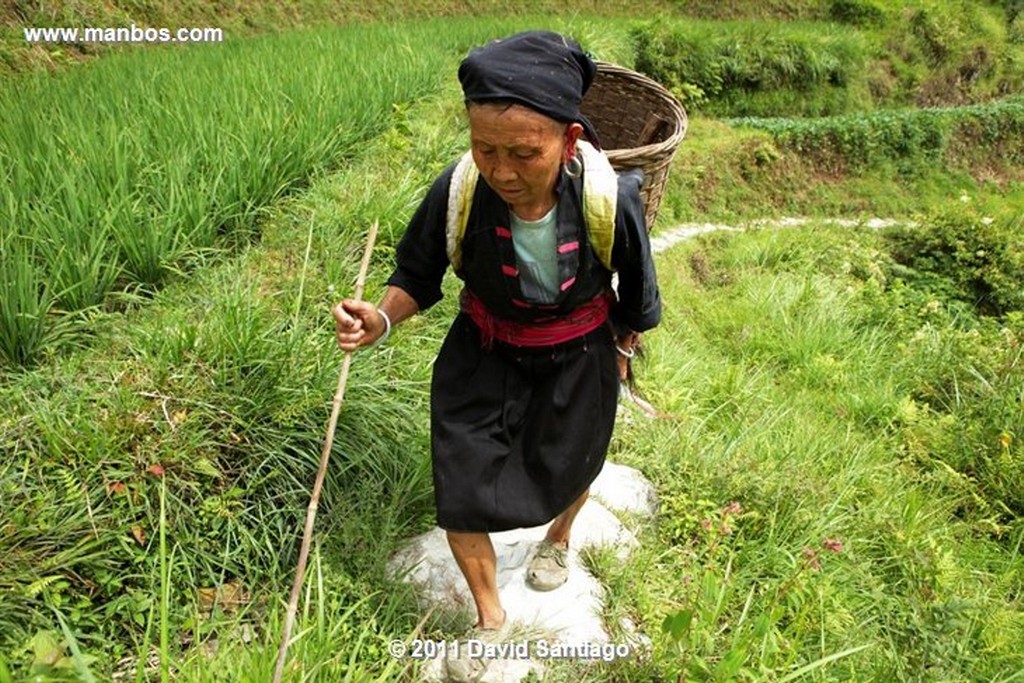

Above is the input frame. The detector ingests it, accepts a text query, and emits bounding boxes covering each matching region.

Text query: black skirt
[430,313,620,532]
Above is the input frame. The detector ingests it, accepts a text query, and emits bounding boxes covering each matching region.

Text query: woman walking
[333,28,660,655]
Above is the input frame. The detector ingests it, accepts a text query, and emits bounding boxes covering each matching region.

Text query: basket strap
[578,140,616,272]
[446,151,478,271]
[446,142,617,272]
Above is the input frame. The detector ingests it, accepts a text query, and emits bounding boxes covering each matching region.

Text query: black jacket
[387,163,661,332]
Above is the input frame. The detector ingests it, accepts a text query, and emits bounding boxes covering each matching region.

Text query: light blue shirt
[510,206,559,304]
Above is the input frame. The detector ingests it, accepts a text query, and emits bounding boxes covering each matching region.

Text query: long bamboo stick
[272,221,379,683]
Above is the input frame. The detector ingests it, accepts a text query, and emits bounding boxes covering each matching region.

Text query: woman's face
[467,103,581,221]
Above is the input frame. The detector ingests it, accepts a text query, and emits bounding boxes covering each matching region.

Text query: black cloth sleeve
[385,164,457,311]
[610,170,662,333]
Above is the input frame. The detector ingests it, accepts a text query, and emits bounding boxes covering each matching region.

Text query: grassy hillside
[0,0,673,74]
[635,1,1024,115]
[1,2,1022,681]
[4,1,1023,367]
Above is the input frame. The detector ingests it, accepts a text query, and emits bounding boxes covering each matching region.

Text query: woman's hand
[332,300,388,352]
[615,330,641,382]
[332,286,418,353]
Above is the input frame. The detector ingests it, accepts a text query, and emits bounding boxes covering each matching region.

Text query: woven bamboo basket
[580,62,687,231]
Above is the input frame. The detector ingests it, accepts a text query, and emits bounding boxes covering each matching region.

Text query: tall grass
[547,224,1024,681]
[0,22,463,366]
[0,237,58,365]
[0,13,536,675]
[3,8,1022,681]
[632,19,870,116]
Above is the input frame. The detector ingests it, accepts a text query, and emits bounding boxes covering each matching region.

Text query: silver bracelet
[369,308,391,347]
[615,344,635,359]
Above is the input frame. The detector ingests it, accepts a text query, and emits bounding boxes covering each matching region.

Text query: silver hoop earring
[564,155,583,179]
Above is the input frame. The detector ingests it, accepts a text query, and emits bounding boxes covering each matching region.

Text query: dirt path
[649,217,912,254]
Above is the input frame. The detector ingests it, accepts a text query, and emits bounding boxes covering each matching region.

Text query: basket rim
[587,61,688,160]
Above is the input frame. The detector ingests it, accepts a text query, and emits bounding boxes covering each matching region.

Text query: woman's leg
[446,531,506,629]
[526,488,590,591]
[544,487,589,546]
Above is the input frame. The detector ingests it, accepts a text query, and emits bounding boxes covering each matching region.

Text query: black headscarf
[458,30,602,148]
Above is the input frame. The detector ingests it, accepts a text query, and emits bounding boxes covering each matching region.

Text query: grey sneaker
[526,539,569,591]
[445,649,487,683]
[445,614,508,682]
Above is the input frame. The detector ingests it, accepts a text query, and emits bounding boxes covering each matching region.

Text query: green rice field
[0,20,502,366]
